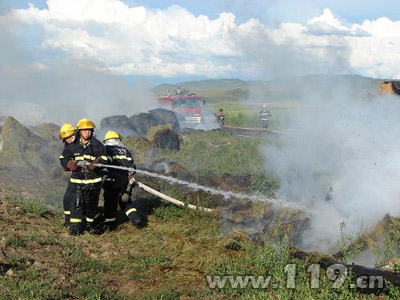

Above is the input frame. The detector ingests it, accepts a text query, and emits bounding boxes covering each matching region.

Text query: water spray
[93,163,305,211]
[91,163,212,212]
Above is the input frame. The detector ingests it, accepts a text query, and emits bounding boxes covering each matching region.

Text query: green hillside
[153,74,382,103]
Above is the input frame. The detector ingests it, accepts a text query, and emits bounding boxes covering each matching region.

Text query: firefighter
[258,104,272,131]
[216,108,225,127]
[102,130,141,230]
[59,123,76,227]
[59,118,108,235]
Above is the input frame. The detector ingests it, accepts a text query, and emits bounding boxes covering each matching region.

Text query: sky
[0,0,400,84]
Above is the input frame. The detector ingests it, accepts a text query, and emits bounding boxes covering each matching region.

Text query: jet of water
[94,163,306,211]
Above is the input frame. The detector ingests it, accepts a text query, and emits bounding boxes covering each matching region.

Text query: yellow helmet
[76,118,95,130]
[59,123,76,140]
[104,130,121,141]
[262,104,267,108]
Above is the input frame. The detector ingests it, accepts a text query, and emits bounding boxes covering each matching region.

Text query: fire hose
[78,161,212,212]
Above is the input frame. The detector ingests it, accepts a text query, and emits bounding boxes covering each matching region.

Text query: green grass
[0,261,66,300]
[15,196,49,215]
[153,130,280,197]
[153,204,187,221]
[251,173,280,197]
[4,234,28,248]
[62,241,123,273]
[156,130,266,176]
[73,273,124,300]
[1,194,399,299]
[206,233,400,299]
[208,101,305,129]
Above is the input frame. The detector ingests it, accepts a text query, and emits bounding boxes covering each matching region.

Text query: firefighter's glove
[121,191,131,203]
[121,177,136,203]
[128,175,136,187]
[89,157,100,171]
[67,160,78,171]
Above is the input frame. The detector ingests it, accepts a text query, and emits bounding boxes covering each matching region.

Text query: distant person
[59,123,76,228]
[258,104,272,131]
[102,131,141,231]
[216,108,225,127]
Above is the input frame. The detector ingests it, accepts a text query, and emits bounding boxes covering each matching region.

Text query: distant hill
[153,74,382,103]
[153,78,247,95]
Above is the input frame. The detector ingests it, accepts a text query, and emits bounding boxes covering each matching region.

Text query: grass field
[1,194,399,299]
[207,101,307,129]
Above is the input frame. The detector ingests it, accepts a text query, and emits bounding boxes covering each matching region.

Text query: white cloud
[2,1,400,79]
[305,8,370,37]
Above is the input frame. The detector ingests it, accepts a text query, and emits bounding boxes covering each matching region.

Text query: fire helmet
[59,123,76,140]
[103,131,121,141]
[76,118,95,130]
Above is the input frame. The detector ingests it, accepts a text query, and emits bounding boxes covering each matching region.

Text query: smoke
[263,83,400,251]
[0,26,157,126]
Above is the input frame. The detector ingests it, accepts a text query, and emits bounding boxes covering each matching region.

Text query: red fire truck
[157,89,204,124]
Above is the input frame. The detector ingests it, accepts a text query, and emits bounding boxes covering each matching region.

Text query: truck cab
[172,96,202,124]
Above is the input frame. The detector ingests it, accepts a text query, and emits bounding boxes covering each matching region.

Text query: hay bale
[30,123,60,143]
[152,128,180,151]
[128,113,159,136]
[100,115,140,136]
[0,116,60,173]
[147,124,172,141]
[149,108,179,130]
[123,136,153,155]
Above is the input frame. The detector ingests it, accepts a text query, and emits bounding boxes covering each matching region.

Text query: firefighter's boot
[125,207,141,226]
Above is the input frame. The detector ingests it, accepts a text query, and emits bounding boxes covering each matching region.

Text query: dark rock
[149,108,179,130]
[129,113,159,136]
[152,128,180,150]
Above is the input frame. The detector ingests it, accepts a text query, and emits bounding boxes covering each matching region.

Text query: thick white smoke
[0,26,157,126]
[264,86,400,251]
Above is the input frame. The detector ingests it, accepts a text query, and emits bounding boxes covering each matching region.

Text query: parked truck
[157,88,205,124]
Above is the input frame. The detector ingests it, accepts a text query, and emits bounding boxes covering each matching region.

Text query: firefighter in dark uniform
[59,118,108,235]
[59,123,76,228]
[102,131,141,230]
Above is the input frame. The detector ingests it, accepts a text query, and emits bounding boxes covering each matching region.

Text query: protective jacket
[60,136,108,189]
[105,144,135,189]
